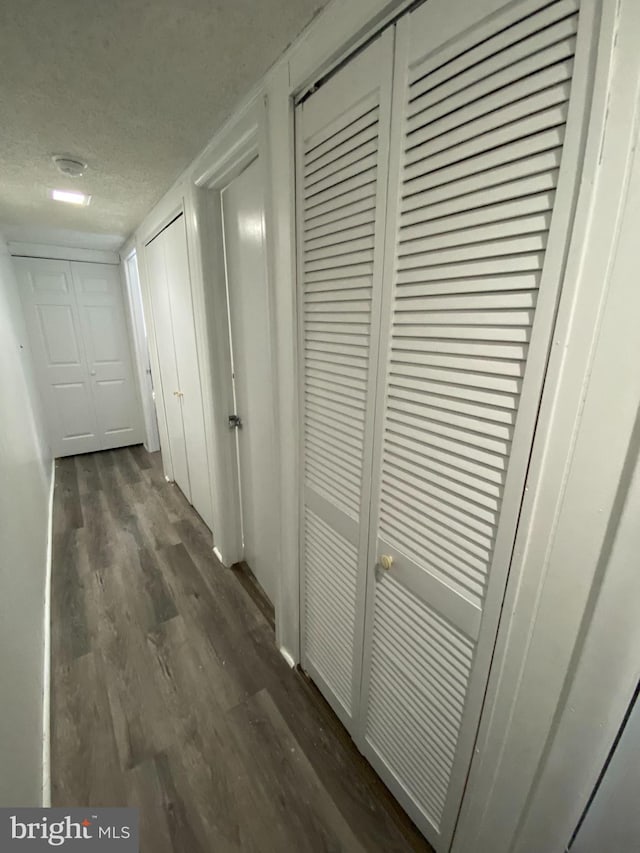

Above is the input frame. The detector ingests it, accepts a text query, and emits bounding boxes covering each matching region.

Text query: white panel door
[358,0,590,848]
[296,30,395,726]
[145,229,191,498]
[72,262,143,451]
[162,215,213,528]
[221,157,277,603]
[15,256,142,457]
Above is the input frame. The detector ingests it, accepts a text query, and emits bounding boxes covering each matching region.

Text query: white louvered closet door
[297,31,394,727]
[358,0,593,849]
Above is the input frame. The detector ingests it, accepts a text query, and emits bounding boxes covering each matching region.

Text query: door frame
[122,249,160,453]
[190,98,280,594]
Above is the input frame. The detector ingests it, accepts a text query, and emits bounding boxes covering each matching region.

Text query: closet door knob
[375,554,393,581]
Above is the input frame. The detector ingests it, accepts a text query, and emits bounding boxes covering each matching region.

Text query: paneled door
[145,222,191,500]
[297,0,595,848]
[144,213,213,529]
[221,157,278,603]
[162,215,212,526]
[72,262,145,451]
[15,256,143,457]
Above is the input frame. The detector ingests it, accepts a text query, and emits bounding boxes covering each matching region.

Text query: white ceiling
[0,0,325,245]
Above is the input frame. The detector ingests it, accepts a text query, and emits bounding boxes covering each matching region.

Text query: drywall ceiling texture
[0,0,325,239]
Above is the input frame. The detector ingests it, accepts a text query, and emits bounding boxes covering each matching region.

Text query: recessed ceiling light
[50,189,91,206]
[52,155,87,178]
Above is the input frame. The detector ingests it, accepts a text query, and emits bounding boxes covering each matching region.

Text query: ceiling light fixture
[52,155,87,178]
[50,189,91,206]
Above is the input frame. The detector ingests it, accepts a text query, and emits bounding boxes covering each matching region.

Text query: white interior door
[296,30,395,725]
[72,262,144,451]
[15,256,142,457]
[145,227,190,498]
[221,158,277,603]
[162,215,213,528]
[358,1,589,848]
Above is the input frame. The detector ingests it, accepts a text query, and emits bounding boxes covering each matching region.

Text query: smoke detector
[52,155,87,178]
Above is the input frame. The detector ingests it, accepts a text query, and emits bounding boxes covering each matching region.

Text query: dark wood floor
[51,446,432,853]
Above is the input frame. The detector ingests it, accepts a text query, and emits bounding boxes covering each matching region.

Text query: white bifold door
[15,257,143,457]
[144,213,213,530]
[297,0,592,848]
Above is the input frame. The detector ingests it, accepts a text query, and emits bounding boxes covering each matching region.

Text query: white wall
[0,233,53,805]
[572,690,640,852]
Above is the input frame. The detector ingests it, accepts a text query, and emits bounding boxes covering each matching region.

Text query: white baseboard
[42,459,55,807]
[279,646,296,669]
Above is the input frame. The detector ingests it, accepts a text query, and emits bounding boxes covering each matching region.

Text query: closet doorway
[221,157,278,605]
[144,213,213,529]
[295,0,596,848]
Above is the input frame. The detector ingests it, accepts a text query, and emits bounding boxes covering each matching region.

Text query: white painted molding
[279,647,296,669]
[138,184,187,248]
[42,458,54,808]
[264,62,301,660]
[452,2,640,849]
[184,100,266,569]
[287,0,414,94]
[8,241,120,265]
[122,254,160,454]
[193,98,261,188]
[134,234,174,483]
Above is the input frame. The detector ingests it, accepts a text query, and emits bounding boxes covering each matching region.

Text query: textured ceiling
[0,0,325,242]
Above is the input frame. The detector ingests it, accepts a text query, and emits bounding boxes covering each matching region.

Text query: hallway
[50,446,431,852]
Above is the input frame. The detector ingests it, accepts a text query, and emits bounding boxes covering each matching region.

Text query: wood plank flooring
[51,446,433,853]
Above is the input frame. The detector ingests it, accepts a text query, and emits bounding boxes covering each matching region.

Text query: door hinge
[228,414,243,429]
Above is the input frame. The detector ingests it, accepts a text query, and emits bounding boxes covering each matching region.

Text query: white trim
[122,252,161,453]
[42,458,55,808]
[135,240,173,481]
[264,63,300,658]
[279,647,296,669]
[452,1,640,849]
[186,96,274,571]
[213,545,224,564]
[194,125,259,189]
[8,241,120,265]
[288,0,414,94]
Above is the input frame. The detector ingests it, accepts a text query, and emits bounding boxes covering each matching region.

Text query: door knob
[228,413,242,429]
[90,370,96,376]
[375,554,393,581]
[173,390,184,397]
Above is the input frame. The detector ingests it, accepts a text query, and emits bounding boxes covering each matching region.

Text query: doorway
[123,250,160,453]
[221,157,277,605]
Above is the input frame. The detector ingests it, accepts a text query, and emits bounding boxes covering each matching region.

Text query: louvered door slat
[298,32,394,726]
[401,153,563,220]
[359,0,590,849]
